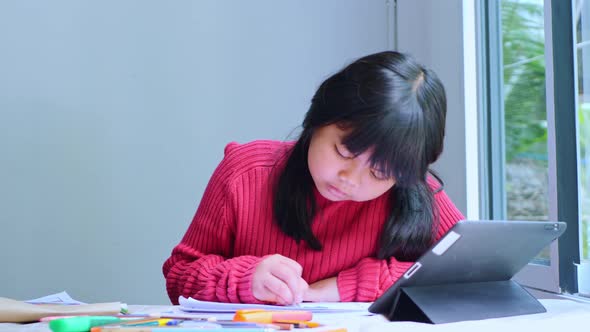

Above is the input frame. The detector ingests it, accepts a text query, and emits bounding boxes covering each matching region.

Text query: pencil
[94,328,275,332]
[117,313,214,321]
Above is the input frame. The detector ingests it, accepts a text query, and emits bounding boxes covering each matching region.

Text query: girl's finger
[296,277,309,303]
[276,255,304,276]
[262,274,294,304]
[271,266,304,303]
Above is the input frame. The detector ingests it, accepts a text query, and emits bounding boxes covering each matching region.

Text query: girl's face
[308,124,396,202]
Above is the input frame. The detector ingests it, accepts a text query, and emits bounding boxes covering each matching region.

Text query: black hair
[273,51,447,261]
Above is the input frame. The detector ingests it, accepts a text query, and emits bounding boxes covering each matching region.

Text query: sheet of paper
[178,296,371,313]
[25,291,85,305]
[0,297,122,323]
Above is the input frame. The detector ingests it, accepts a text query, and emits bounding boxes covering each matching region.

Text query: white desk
[359,299,590,331]
[1,299,588,332]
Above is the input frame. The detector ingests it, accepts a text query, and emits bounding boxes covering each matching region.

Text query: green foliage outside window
[502,0,589,259]
[502,0,548,224]
[502,1,547,163]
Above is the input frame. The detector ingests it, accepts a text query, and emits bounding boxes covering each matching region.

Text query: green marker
[49,316,122,332]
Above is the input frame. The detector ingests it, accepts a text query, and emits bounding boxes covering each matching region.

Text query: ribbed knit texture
[162,140,464,304]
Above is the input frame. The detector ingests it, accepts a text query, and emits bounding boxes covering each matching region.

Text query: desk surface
[1,299,589,332]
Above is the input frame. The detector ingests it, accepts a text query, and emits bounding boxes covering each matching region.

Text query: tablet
[368,220,567,316]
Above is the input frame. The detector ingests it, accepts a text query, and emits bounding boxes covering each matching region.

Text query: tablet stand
[385,280,546,324]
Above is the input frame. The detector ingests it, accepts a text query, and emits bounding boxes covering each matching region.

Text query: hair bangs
[341,101,429,186]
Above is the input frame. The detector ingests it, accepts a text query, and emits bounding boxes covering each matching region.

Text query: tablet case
[385,280,545,324]
[369,220,567,324]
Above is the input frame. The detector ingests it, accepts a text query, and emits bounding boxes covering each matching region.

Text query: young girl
[162,51,464,305]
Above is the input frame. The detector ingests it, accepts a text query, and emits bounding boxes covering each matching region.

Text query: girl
[162,51,464,305]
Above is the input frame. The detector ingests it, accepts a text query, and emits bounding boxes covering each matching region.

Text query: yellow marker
[275,320,321,328]
[124,318,172,326]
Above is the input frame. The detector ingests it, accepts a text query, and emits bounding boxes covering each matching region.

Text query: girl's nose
[338,164,362,188]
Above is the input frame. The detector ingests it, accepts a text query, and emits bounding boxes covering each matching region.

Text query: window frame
[479,0,581,294]
[545,0,581,294]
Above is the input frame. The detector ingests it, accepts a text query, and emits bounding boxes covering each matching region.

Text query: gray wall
[0,0,396,304]
[397,0,470,216]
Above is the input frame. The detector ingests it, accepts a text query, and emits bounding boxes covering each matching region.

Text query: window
[575,0,590,295]
[501,1,550,264]
[481,0,586,295]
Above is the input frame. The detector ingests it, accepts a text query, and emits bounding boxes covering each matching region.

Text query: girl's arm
[162,142,269,305]
[162,143,307,305]
[335,188,465,302]
[162,157,266,304]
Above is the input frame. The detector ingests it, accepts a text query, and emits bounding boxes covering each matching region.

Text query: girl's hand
[303,277,340,302]
[252,254,309,305]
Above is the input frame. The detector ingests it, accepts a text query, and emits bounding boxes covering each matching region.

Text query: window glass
[501,0,550,262]
[576,0,590,263]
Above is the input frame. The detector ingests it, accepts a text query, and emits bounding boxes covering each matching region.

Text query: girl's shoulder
[219,140,295,179]
[223,140,295,158]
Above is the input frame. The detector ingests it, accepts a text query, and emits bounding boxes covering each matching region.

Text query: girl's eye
[335,144,353,158]
[371,169,389,181]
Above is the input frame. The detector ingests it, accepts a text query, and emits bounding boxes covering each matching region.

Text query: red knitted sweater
[162,140,464,304]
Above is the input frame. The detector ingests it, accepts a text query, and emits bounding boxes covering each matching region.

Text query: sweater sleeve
[336,187,465,302]
[162,143,264,304]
